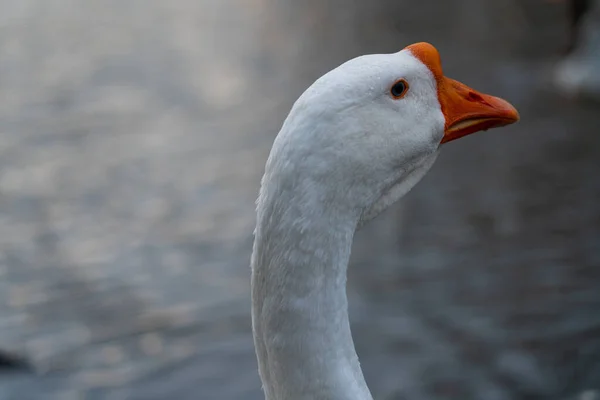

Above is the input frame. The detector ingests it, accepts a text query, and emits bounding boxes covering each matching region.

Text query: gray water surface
[0,1,598,399]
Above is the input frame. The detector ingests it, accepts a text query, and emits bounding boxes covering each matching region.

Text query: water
[0,0,598,399]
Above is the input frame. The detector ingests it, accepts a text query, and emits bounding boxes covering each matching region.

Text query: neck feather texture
[251,174,373,400]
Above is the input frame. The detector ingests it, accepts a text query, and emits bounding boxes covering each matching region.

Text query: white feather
[251,48,444,400]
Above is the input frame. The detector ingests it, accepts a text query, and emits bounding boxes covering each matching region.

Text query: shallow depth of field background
[0,1,599,399]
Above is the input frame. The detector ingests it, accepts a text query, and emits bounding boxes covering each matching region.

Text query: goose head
[263,42,519,227]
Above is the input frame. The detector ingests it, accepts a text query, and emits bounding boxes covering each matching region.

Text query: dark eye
[390,79,409,99]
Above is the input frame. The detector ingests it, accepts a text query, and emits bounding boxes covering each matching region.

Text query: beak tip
[495,96,520,123]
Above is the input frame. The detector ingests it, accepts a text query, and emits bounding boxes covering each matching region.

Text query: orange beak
[406,42,520,144]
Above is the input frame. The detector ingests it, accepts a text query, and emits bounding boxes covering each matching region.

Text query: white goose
[251,42,519,400]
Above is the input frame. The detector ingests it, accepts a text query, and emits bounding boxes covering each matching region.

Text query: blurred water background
[0,0,599,399]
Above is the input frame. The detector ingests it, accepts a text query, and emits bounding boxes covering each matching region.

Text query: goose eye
[390,79,409,99]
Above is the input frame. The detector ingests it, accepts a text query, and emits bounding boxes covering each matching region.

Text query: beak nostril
[467,91,484,102]
[466,91,494,108]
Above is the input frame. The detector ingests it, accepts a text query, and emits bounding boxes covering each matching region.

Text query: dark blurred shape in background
[0,350,30,372]
[553,0,600,98]
[0,1,598,399]
[562,0,592,55]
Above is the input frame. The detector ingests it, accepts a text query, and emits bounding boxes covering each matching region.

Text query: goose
[250,42,519,400]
